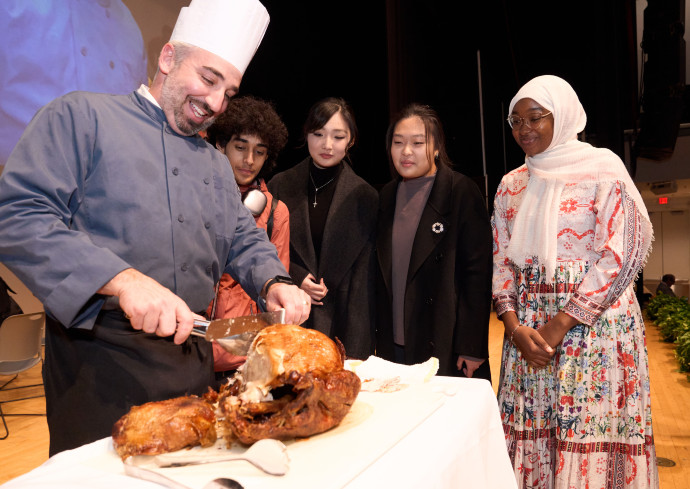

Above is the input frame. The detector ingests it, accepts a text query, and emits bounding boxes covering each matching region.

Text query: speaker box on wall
[636,0,686,161]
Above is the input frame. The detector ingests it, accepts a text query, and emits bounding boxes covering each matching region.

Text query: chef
[0,0,310,456]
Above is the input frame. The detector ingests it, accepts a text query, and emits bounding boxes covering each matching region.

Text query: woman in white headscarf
[492,75,658,488]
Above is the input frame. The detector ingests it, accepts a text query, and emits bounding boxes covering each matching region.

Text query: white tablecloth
[1,377,516,489]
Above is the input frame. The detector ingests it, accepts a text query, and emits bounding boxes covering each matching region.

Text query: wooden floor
[1,314,689,486]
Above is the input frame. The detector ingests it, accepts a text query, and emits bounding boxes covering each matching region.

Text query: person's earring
[434,152,439,160]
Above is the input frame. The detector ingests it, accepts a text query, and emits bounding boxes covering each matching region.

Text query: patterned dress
[492,165,658,488]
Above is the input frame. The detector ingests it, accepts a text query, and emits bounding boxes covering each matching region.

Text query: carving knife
[190,308,285,355]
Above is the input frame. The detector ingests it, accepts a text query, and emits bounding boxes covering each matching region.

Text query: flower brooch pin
[431,222,444,234]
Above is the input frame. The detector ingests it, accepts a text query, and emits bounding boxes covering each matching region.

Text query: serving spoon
[124,460,243,489]
[153,439,289,476]
[203,480,244,489]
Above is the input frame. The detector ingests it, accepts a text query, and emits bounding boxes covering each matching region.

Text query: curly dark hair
[206,95,288,180]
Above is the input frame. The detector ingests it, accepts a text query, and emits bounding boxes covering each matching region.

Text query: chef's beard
[173,96,216,136]
[160,74,216,136]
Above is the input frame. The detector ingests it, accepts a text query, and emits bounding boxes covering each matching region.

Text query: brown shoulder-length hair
[385,103,451,179]
[302,97,358,163]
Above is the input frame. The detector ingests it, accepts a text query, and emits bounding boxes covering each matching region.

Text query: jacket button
[178,214,184,222]
[172,167,179,175]
[204,221,211,229]
[204,177,211,185]
[425,297,433,305]
[181,263,189,272]
[435,253,444,262]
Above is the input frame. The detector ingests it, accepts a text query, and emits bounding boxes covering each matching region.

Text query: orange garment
[207,179,290,371]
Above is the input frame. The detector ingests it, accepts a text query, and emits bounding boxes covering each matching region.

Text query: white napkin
[345,356,439,393]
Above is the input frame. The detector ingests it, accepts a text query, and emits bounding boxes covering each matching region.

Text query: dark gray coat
[268,158,378,359]
[375,164,492,379]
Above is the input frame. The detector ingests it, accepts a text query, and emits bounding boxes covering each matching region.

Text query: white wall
[643,208,690,298]
[645,209,690,276]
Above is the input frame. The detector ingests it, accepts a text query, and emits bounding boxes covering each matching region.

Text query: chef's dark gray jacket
[0,90,287,454]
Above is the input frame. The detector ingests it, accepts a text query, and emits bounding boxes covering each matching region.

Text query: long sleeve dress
[492,164,658,488]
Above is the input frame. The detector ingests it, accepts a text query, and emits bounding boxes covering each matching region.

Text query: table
[0,376,517,489]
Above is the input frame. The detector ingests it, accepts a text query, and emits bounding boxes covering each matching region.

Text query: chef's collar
[136,84,160,108]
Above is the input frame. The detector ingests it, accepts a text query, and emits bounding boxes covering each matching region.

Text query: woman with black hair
[268,97,377,359]
[492,75,657,488]
[375,103,492,380]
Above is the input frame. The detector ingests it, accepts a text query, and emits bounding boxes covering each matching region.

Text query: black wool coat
[375,164,493,379]
[268,158,378,359]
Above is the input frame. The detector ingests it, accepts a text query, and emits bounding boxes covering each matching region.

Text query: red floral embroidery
[626,454,638,484]
[617,395,625,409]
[560,395,574,407]
[557,228,595,240]
[560,199,578,213]
[580,457,588,477]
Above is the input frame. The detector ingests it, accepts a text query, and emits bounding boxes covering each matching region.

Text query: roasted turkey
[111,394,217,460]
[219,324,361,444]
[111,324,360,458]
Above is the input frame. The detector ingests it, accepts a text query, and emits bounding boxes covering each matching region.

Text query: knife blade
[190,309,285,356]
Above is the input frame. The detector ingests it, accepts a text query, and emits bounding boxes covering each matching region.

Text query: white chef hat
[170,0,270,75]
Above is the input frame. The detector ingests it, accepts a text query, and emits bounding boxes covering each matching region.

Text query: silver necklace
[309,173,336,207]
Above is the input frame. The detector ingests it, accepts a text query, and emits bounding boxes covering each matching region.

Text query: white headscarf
[504,75,652,282]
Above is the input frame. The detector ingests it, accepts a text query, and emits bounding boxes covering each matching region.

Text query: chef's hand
[456,356,485,378]
[98,268,195,345]
[265,283,311,325]
[300,273,328,306]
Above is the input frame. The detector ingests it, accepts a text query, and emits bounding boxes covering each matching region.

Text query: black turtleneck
[308,161,342,261]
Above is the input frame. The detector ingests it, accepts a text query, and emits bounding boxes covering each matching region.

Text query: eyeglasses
[506,111,552,130]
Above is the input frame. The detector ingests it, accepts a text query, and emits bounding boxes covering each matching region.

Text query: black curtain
[240,0,641,205]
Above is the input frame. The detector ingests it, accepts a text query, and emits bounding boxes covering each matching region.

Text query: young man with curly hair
[205,95,291,372]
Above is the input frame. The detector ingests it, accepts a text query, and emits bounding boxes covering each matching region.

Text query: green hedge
[646,293,690,372]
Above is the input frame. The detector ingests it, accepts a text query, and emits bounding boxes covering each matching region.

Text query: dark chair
[0,312,46,439]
